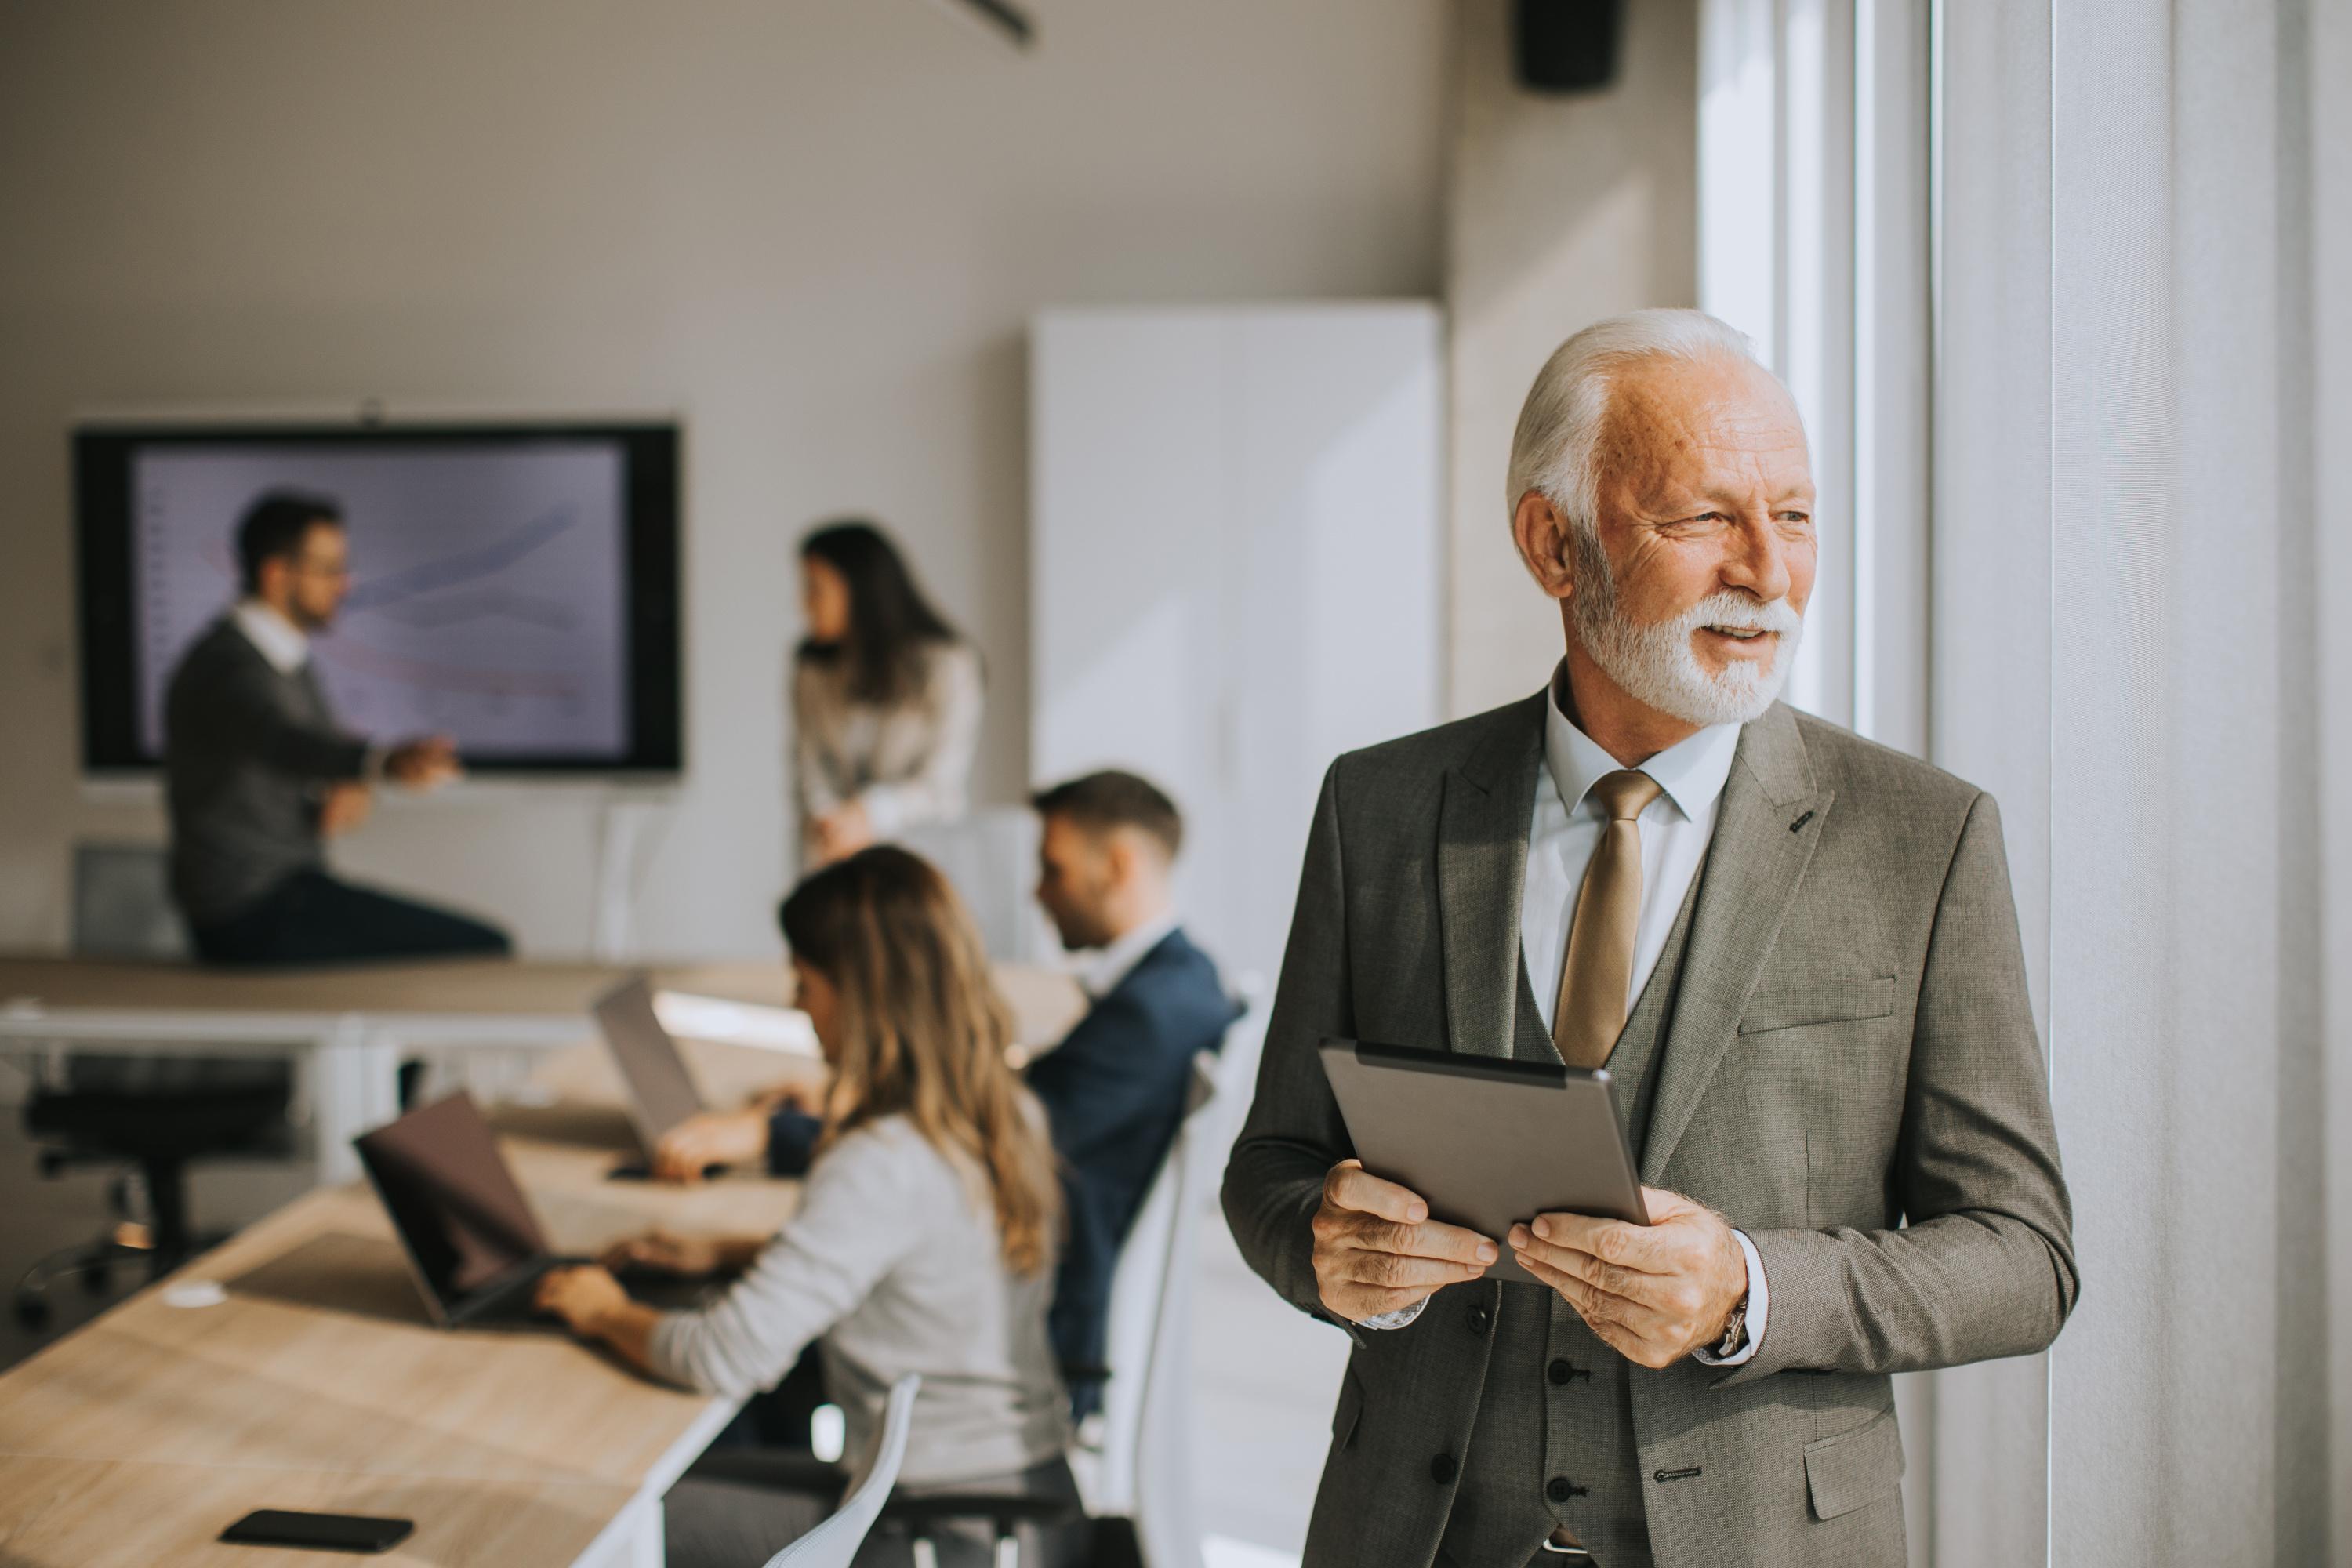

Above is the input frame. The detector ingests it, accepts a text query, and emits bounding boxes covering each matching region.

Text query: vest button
[1468,1303,1492,1334]
[1548,1475,1588,1503]
[1430,1454,1458,1485]
[1548,1358,1575,1385]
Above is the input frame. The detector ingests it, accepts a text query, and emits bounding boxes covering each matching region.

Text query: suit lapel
[1639,703,1835,1182]
[1437,693,1547,1061]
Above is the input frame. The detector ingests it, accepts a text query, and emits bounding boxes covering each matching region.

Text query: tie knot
[1592,769,1661,822]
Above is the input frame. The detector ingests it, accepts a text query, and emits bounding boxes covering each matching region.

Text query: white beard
[1570,529,1804,728]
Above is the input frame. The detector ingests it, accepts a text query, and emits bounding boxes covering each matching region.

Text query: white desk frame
[0,1006,586,1184]
[572,1395,748,1568]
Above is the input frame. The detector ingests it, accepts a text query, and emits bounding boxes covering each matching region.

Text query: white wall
[1443,0,1699,717]
[1031,305,1443,992]
[0,0,1448,959]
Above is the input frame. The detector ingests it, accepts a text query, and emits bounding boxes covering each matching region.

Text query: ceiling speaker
[1515,0,1624,93]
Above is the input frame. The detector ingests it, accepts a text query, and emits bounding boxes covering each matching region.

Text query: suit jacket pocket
[1803,1406,1905,1521]
[1331,1365,1365,1449]
[1740,975,1896,1035]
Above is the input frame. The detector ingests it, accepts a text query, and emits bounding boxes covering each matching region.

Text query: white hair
[1504,307,1767,540]
[1512,309,1805,727]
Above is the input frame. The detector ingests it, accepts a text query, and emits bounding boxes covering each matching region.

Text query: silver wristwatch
[1712,1296,1749,1358]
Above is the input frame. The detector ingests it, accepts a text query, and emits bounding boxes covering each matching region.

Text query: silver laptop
[592,976,716,1174]
[354,1091,590,1327]
[355,1090,722,1326]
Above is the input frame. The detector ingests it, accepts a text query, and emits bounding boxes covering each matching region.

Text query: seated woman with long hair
[535,848,1074,1568]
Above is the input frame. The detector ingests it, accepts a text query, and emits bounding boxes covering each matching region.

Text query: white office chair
[1202,979,1270,1171]
[761,1374,924,1568]
[1077,996,1269,1568]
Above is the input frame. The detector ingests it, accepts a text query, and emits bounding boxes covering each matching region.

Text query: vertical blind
[1703,0,2350,1561]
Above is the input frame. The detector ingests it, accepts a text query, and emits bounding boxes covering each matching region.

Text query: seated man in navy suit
[653,770,1231,1420]
[1022,771,1234,1418]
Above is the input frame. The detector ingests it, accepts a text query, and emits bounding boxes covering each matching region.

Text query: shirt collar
[1077,910,1180,1000]
[232,599,311,677]
[1544,661,1742,826]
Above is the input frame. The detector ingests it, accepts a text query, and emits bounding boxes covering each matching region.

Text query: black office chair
[13,1056,294,1326]
[9,844,299,1330]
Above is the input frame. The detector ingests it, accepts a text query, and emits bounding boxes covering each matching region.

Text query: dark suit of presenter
[1221,690,2075,1567]
[164,613,509,965]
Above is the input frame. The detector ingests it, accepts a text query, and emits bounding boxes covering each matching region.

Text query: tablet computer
[1317,1036,1649,1287]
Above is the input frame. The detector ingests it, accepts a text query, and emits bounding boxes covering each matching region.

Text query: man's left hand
[384,734,463,790]
[1508,1186,1748,1368]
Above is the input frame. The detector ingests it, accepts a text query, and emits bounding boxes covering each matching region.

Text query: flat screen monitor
[75,421,681,775]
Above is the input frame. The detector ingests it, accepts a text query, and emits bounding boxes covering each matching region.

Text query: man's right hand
[1312,1158,1496,1323]
[751,1076,828,1116]
[652,1108,771,1182]
[383,735,463,789]
[318,782,374,837]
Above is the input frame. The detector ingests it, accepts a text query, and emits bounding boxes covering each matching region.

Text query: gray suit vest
[1434,866,1704,1568]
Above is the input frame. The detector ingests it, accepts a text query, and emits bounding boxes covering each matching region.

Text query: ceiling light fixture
[928,0,1034,51]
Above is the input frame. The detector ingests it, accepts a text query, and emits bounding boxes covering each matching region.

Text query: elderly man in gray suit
[1222,309,2075,1567]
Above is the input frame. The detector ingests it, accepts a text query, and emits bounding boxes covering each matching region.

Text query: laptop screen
[355,1092,550,1312]
[593,976,706,1152]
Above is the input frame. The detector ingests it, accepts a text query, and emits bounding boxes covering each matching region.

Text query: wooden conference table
[0,956,1084,1568]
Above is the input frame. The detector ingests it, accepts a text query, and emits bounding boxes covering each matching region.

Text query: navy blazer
[1026,927,1232,1411]
[765,927,1233,1415]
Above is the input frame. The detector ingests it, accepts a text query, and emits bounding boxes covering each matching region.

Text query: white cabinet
[1030,304,1445,991]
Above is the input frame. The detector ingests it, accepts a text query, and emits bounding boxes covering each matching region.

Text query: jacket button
[1468,1303,1492,1334]
[1548,1359,1575,1385]
[1547,1475,1586,1503]
[1430,1454,1458,1485]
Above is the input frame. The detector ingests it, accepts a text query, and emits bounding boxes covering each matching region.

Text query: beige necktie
[1552,768,1663,1069]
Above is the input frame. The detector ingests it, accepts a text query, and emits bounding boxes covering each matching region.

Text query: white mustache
[1682,594,1803,636]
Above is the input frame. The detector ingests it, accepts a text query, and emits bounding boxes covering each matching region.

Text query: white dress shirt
[1521,671,1740,1035]
[233,598,310,675]
[1363,667,1769,1363]
[1074,910,1179,1000]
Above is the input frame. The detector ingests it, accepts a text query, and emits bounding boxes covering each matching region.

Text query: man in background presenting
[165,490,512,965]
[1223,310,2074,1566]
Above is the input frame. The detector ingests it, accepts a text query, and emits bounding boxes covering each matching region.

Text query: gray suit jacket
[164,616,368,926]
[1221,695,2076,1567]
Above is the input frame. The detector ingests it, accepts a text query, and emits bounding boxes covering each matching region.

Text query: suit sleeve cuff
[1690,1228,1769,1367]
[764,1108,822,1178]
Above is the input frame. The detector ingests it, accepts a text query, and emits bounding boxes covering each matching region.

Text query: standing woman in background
[793,520,983,866]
